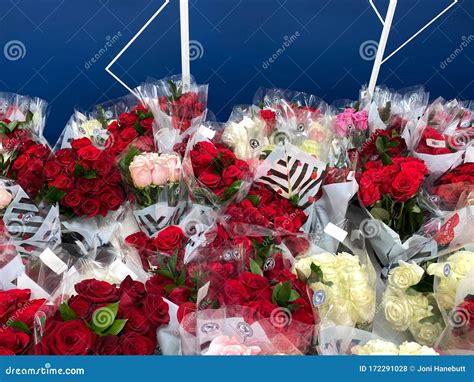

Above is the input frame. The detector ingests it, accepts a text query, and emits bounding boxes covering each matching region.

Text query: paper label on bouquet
[426,138,446,148]
[197,282,210,307]
[109,259,137,281]
[197,125,216,140]
[324,223,348,242]
[255,143,326,210]
[346,171,355,181]
[465,146,474,163]
[40,248,67,275]
[133,203,176,238]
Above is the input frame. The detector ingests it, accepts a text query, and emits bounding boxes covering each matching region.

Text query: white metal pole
[180,0,191,87]
[368,0,397,97]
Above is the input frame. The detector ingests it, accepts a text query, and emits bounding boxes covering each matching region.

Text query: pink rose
[204,335,261,356]
[129,154,154,188]
[150,154,170,186]
[0,189,13,209]
[334,108,355,137]
[353,110,368,131]
[160,153,182,183]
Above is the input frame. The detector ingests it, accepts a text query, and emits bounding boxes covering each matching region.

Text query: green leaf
[289,194,300,208]
[380,152,393,165]
[156,269,174,280]
[375,136,387,153]
[9,320,31,334]
[295,268,308,283]
[244,195,260,207]
[136,109,153,120]
[44,186,66,205]
[309,263,323,283]
[250,259,263,276]
[74,163,97,179]
[118,146,141,173]
[176,266,187,286]
[103,319,128,336]
[287,303,302,311]
[277,281,292,303]
[410,274,434,294]
[59,301,78,322]
[133,121,144,135]
[288,290,300,302]
[418,315,439,325]
[167,80,182,101]
[222,180,242,201]
[370,207,390,222]
[212,157,224,175]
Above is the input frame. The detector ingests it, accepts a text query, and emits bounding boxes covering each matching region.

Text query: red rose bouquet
[44,137,125,219]
[430,162,474,210]
[139,75,208,153]
[0,289,46,355]
[55,97,155,159]
[35,275,169,355]
[183,125,252,207]
[358,157,428,240]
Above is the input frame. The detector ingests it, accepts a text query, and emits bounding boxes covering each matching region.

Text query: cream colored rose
[222,116,268,161]
[351,339,399,355]
[79,119,103,137]
[398,341,439,355]
[410,321,443,347]
[0,188,13,209]
[383,290,413,331]
[388,261,424,289]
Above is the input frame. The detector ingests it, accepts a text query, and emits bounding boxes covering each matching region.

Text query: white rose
[0,188,13,210]
[383,290,413,331]
[351,339,399,355]
[222,116,268,161]
[349,285,376,323]
[388,261,424,289]
[398,341,439,355]
[79,119,103,137]
[410,321,443,347]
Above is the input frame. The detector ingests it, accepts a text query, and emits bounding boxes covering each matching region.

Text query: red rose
[221,165,242,186]
[76,178,100,193]
[358,174,381,207]
[142,295,169,326]
[121,127,139,142]
[120,332,155,355]
[199,171,221,189]
[390,170,424,202]
[145,275,171,296]
[177,302,196,334]
[74,279,120,303]
[11,153,29,171]
[123,308,150,334]
[93,155,113,176]
[125,232,149,250]
[100,190,122,211]
[247,300,278,320]
[68,295,92,320]
[50,175,73,192]
[80,199,101,217]
[118,112,139,127]
[43,319,96,355]
[71,138,93,150]
[172,116,191,132]
[221,279,249,305]
[32,144,50,159]
[152,226,186,254]
[62,190,82,208]
[0,327,30,354]
[168,287,190,305]
[140,118,153,131]
[55,149,76,166]
[12,299,45,328]
[119,276,145,308]
[43,161,62,180]
[238,272,269,292]
[93,335,120,355]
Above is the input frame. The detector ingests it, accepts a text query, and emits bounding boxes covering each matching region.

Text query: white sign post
[367,0,397,97]
[180,0,191,88]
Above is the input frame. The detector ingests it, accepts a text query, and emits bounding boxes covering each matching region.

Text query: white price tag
[324,222,348,242]
[426,138,446,148]
[40,248,67,275]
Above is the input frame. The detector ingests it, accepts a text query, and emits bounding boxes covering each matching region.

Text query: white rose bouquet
[381,260,444,346]
[293,250,376,328]
[352,339,439,355]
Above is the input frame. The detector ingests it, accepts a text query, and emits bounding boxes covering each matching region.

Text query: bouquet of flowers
[118,144,184,237]
[182,124,252,207]
[0,288,46,355]
[139,75,208,153]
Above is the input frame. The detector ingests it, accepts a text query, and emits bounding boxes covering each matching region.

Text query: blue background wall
[0,0,473,143]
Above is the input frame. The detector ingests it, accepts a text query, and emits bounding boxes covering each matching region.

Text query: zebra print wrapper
[254,142,327,214]
[138,75,209,154]
[0,179,61,259]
